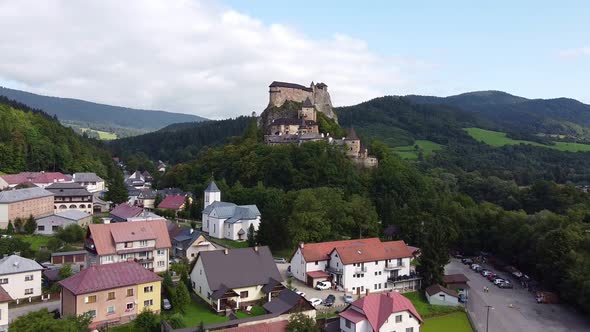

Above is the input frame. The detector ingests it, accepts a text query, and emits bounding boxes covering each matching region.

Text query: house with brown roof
[290,238,420,294]
[425,284,459,306]
[85,220,171,273]
[59,261,162,329]
[190,246,285,312]
[339,291,422,332]
[0,286,12,332]
[443,273,470,297]
[157,194,188,212]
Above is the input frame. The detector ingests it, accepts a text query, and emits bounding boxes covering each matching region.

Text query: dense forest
[0,96,111,177]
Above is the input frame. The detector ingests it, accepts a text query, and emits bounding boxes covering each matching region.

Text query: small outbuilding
[425,284,459,306]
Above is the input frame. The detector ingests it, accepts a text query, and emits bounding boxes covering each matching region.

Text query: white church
[201,181,262,241]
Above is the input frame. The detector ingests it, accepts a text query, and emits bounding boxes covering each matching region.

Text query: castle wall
[269,87,312,108]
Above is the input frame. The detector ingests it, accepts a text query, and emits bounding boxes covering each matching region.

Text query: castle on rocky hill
[261,81,377,168]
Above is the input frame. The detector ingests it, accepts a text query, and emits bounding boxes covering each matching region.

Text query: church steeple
[204,180,221,208]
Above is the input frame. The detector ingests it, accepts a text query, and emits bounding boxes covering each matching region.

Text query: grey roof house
[171,228,217,261]
[189,246,285,312]
[72,172,105,193]
[36,210,92,235]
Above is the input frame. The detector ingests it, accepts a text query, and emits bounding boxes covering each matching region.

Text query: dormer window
[124,242,132,248]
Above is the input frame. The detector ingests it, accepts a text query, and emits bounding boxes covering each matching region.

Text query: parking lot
[275,263,349,311]
[446,259,589,332]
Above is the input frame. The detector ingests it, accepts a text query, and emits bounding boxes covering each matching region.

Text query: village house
[0,187,54,229]
[201,181,261,241]
[46,182,93,214]
[136,189,157,209]
[85,220,171,273]
[36,210,92,235]
[157,194,189,214]
[0,171,72,189]
[125,171,147,189]
[190,246,285,312]
[339,291,423,332]
[109,204,144,222]
[93,193,110,213]
[170,227,217,262]
[156,160,166,173]
[72,172,105,193]
[59,261,162,329]
[290,238,420,294]
[0,286,11,332]
[443,274,470,298]
[0,255,43,301]
[425,284,459,306]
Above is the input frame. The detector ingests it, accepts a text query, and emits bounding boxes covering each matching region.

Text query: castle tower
[204,180,221,209]
[299,97,317,122]
[344,128,361,157]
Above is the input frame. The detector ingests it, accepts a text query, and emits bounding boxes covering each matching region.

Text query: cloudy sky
[0,0,588,119]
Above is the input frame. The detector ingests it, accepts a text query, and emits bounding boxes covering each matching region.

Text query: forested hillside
[0,96,111,176]
[109,116,254,164]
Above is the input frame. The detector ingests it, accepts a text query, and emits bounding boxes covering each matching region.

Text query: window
[107,292,115,300]
[315,261,319,266]
[125,242,133,248]
[157,261,165,267]
[24,288,33,295]
[87,310,96,318]
[395,315,402,323]
[375,261,378,265]
[0,278,8,284]
[406,328,414,332]
[157,249,165,256]
[52,226,60,232]
[144,286,153,293]
[138,251,147,258]
[126,303,134,311]
[38,225,45,231]
[126,288,134,297]
[240,291,248,299]
[104,255,114,262]
[85,295,97,303]
[107,306,115,315]
[140,240,148,247]
[144,299,153,307]
[345,320,351,328]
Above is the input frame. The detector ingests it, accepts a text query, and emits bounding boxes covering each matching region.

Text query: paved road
[446,259,590,332]
[10,300,60,322]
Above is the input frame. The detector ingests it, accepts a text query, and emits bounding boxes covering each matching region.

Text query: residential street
[9,299,60,322]
[446,259,590,332]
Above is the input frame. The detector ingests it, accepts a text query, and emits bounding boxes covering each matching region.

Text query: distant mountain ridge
[0,86,207,131]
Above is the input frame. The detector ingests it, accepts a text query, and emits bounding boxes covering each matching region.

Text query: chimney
[224,249,229,255]
[299,242,304,249]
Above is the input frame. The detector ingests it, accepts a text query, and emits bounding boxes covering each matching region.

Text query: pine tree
[23,215,37,235]
[6,221,14,235]
[105,165,128,205]
[13,218,24,234]
[247,224,256,247]
[172,282,191,313]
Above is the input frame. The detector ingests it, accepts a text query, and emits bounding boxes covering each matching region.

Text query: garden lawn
[421,312,473,332]
[181,298,265,327]
[404,292,462,318]
[16,235,51,251]
[393,140,443,159]
[209,238,249,249]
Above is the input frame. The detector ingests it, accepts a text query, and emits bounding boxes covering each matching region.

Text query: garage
[306,270,330,288]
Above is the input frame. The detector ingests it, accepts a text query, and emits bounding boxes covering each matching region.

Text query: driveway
[276,263,348,312]
[446,259,589,332]
[9,299,60,322]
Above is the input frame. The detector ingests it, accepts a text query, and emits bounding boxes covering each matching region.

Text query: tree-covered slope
[0,86,207,131]
[0,96,110,176]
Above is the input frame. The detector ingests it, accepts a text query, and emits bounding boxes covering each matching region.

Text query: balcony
[384,262,405,271]
[326,266,343,275]
[387,272,421,283]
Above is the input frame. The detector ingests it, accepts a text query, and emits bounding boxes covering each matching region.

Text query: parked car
[324,294,336,306]
[316,281,332,290]
[470,264,481,270]
[498,282,514,289]
[474,266,484,272]
[309,298,323,307]
[493,278,507,285]
[274,257,287,264]
[294,289,306,298]
[490,276,503,283]
[163,298,172,310]
[286,265,293,277]
[462,258,474,265]
[481,270,493,277]
[486,273,498,280]
[344,293,354,303]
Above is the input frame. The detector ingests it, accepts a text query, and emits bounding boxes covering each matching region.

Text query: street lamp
[485,305,494,332]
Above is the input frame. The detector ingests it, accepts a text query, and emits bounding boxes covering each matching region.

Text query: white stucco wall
[0,270,42,300]
[427,291,459,306]
[379,312,421,332]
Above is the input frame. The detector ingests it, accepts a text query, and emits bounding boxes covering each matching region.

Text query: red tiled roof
[0,172,70,186]
[110,204,144,219]
[157,195,186,210]
[331,240,413,265]
[59,261,162,295]
[297,238,382,262]
[221,320,288,332]
[345,292,423,331]
[339,307,366,323]
[88,220,171,255]
[34,172,70,184]
[306,270,330,279]
[0,285,12,302]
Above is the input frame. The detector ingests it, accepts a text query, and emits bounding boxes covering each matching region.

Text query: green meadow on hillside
[80,127,118,140]
[393,140,443,159]
[464,128,590,152]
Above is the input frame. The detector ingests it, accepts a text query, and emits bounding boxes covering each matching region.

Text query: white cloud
[558,47,590,58]
[0,0,430,119]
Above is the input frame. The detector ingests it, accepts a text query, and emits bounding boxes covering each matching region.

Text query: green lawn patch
[16,235,51,251]
[180,297,265,327]
[421,312,473,332]
[404,291,463,318]
[208,238,249,249]
[464,127,590,152]
[393,140,443,159]
[80,127,118,140]
[108,324,137,332]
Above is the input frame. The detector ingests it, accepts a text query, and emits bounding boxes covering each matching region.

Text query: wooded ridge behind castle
[260,81,377,168]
